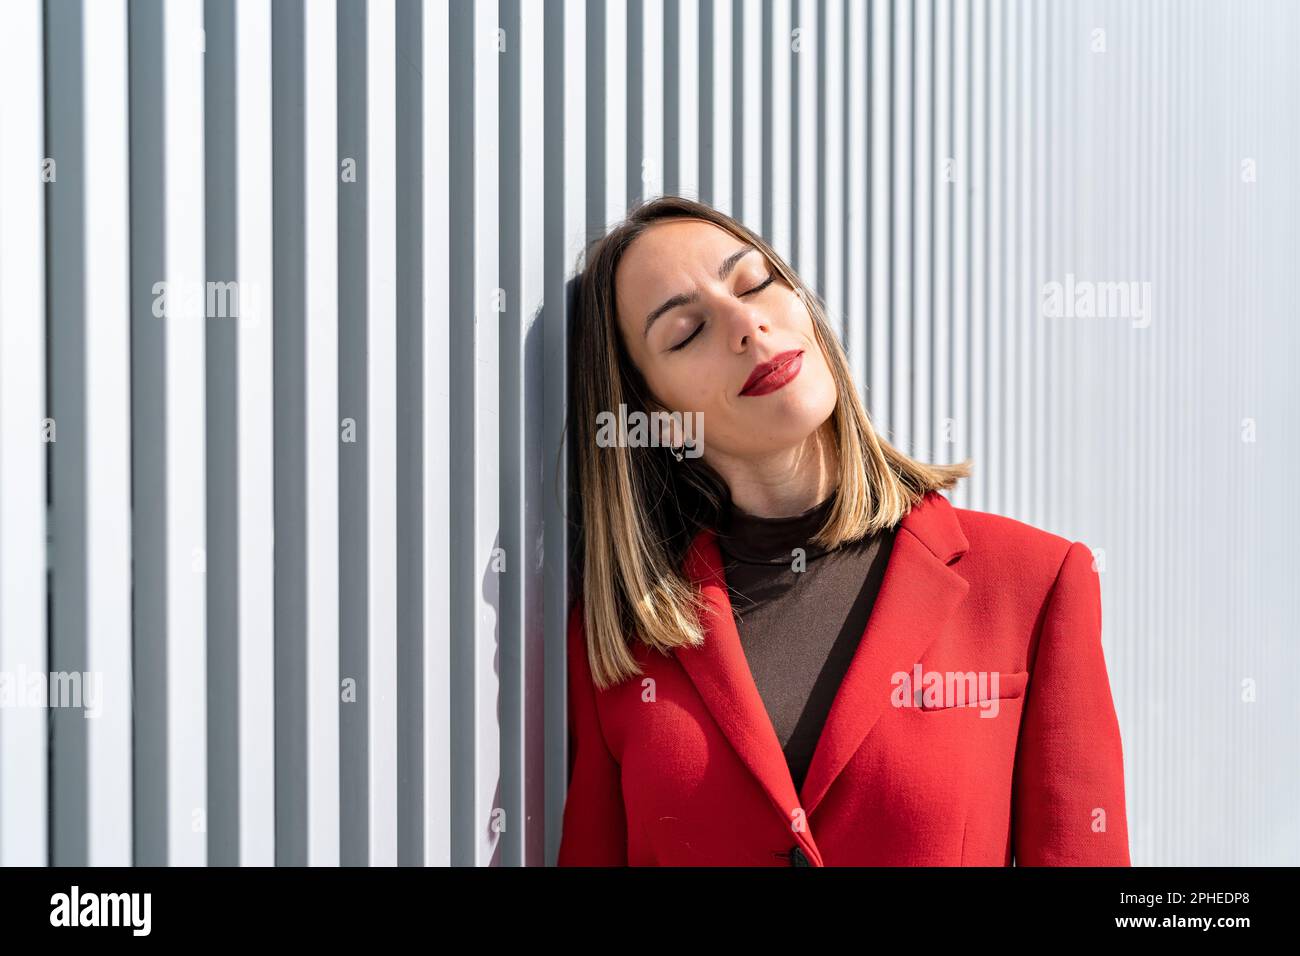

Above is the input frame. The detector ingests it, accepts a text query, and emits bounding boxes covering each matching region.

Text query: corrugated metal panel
[0,0,1296,868]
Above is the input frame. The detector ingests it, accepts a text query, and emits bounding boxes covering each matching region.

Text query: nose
[726,304,769,351]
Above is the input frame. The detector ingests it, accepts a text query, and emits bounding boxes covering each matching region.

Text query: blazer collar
[674,490,971,864]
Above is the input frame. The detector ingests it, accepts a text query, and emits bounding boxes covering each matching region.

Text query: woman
[557,195,1130,867]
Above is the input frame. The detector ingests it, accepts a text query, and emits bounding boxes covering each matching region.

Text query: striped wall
[0,0,1295,868]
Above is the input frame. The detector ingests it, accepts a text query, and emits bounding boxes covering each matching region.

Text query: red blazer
[557,490,1131,866]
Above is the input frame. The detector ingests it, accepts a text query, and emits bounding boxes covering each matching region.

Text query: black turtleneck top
[714,488,897,796]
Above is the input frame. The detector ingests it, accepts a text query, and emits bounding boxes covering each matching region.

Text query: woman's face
[613,218,838,463]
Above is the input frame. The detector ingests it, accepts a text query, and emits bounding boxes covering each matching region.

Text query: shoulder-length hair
[564,195,972,690]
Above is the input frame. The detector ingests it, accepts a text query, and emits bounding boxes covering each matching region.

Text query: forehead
[614,218,751,334]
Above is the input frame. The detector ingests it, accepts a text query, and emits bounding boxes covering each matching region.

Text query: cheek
[684,373,734,429]
[639,357,730,433]
[657,357,738,440]
[809,347,839,393]
[804,354,841,419]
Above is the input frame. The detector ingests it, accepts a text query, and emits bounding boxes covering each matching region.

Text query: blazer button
[789,846,810,867]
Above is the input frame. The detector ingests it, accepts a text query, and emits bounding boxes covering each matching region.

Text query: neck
[708,420,840,518]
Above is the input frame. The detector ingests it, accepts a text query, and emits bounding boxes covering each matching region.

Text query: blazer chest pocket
[916,669,1029,711]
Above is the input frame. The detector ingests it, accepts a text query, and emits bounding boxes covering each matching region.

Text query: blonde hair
[562,196,971,690]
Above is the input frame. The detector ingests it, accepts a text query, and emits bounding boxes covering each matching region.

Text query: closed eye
[669,324,704,352]
[668,274,776,352]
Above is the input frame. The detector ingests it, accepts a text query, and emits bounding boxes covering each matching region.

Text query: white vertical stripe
[739,0,762,228]
[304,0,340,867]
[890,0,912,451]
[969,0,987,509]
[711,0,732,215]
[162,0,207,867]
[551,0,588,867]
[82,0,133,867]
[1042,0,1058,529]
[794,0,814,283]
[934,0,953,468]
[604,1,627,226]
[641,0,663,200]
[366,0,398,867]
[422,0,451,868]
[234,0,276,868]
[769,0,791,260]
[1014,0,1031,517]
[868,0,890,426]
[952,0,970,508]
[1003,0,1019,516]
[913,0,933,462]
[845,0,868,390]
[471,0,501,868]
[1030,0,1047,526]
[677,0,700,200]
[0,0,47,868]
[822,0,845,342]
[985,0,1002,512]
[517,0,546,862]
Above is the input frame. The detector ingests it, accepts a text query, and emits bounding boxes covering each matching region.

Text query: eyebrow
[642,244,758,339]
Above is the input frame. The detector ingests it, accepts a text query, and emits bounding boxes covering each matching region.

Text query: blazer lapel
[676,528,811,853]
[798,490,971,817]
[675,490,972,843]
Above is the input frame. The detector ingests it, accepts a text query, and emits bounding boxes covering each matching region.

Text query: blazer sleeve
[556,599,629,866]
[1012,540,1132,866]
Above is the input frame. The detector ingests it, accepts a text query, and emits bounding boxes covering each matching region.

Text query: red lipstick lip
[740,349,804,396]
